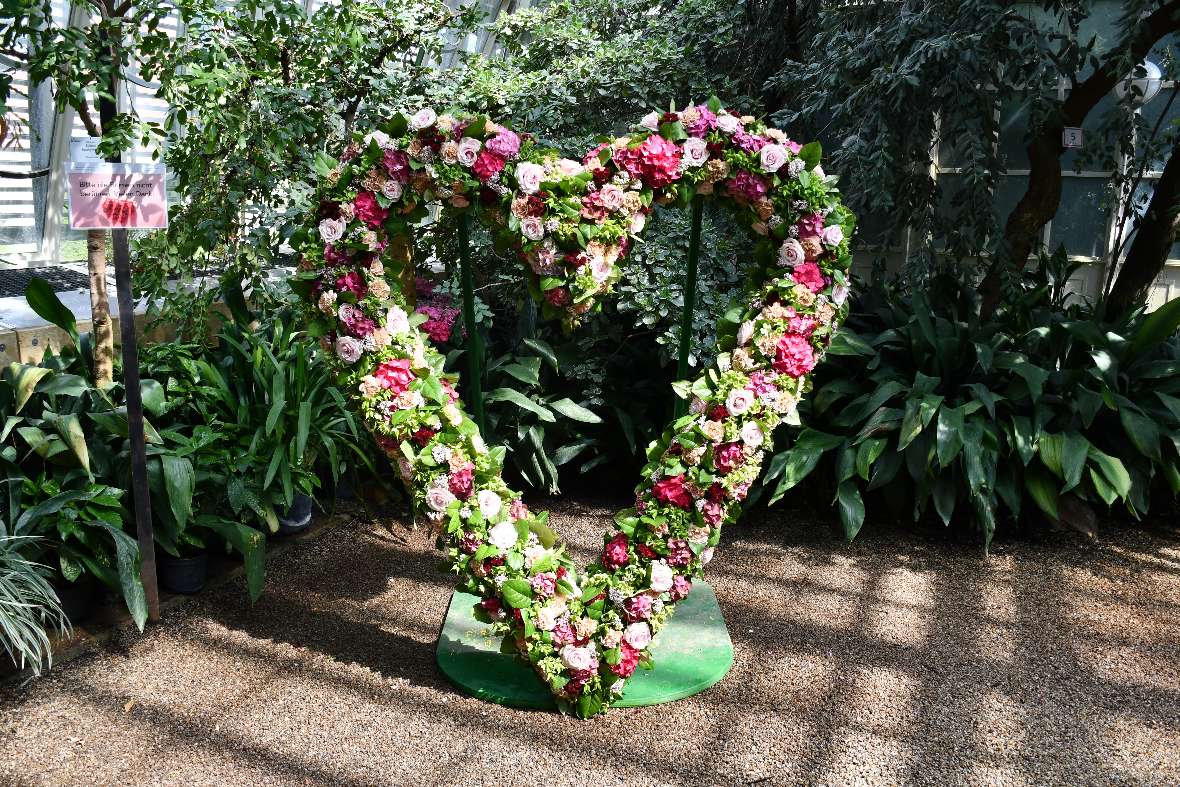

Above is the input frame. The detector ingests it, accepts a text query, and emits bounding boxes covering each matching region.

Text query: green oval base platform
[436,580,733,709]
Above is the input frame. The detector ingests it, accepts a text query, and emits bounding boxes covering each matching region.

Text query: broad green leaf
[521,338,559,371]
[855,438,886,479]
[501,577,533,609]
[1087,447,1132,497]
[296,401,311,464]
[198,516,266,602]
[92,520,147,631]
[935,405,965,467]
[485,388,555,422]
[835,481,865,541]
[139,379,166,417]
[898,394,943,450]
[6,363,52,413]
[160,454,194,531]
[1129,297,1180,359]
[769,449,823,503]
[826,329,875,357]
[52,414,89,476]
[25,278,78,342]
[1119,408,1162,462]
[1024,467,1059,520]
[548,398,602,423]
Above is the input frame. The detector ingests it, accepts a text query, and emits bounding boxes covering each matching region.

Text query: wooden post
[675,197,704,419]
[112,229,159,622]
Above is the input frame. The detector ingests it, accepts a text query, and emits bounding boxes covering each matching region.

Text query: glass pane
[1049,178,1111,257]
[1079,1,1126,57]
[998,98,1033,171]
[991,176,1027,250]
[1139,88,1180,171]
[1062,93,1122,173]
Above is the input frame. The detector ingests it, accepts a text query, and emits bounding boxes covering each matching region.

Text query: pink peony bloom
[713,442,745,475]
[792,262,826,293]
[652,474,692,510]
[773,334,817,378]
[602,533,630,571]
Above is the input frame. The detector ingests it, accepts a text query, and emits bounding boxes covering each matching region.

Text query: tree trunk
[1107,134,1180,314]
[87,230,114,384]
[979,0,1180,314]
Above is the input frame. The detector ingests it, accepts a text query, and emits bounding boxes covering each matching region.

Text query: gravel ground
[3,497,1179,787]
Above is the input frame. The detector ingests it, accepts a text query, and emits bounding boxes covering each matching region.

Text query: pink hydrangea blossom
[602,533,630,570]
[713,442,745,475]
[623,594,653,622]
[726,170,768,201]
[473,149,505,181]
[335,271,367,299]
[616,135,681,188]
[448,464,474,500]
[485,129,521,159]
[773,334,817,378]
[373,357,416,393]
[792,262,826,293]
[652,474,692,509]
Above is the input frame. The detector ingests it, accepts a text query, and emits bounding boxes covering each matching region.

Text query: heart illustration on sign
[291,99,855,717]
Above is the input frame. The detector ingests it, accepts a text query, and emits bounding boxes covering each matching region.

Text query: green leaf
[92,520,147,631]
[25,278,78,343]
[835,481,865,541]
[500,360,541,387]
[161,454,194,531]
[139,380,166,417]
[5,363,52,413]
[792,428,845,451]
[522,338,559,371]
[855,438,886,480]
[935,405,965,467]
[1024,467,1059,520]
[485,388,555,422]
[1129,297,1180,359]
[501,578,533,609]
[52,413,90,476]
[198,516,266,602]
[898,394,943,450]
[769,449,823,503]
[1087,447,1132,497]
[1119,408,1162,462]
[799,141,822,168]
[548,398,602,423]
[826,329,875,357]
[1010,415,1037,465]
[296,401,311,464]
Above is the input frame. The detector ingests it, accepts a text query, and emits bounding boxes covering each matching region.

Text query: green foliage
[764,250,1180,549]
[0,536,69,676]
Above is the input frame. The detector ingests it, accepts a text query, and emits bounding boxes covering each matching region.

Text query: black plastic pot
[159,552,208,594]
[52,576,97,625]
[278,493,314,535]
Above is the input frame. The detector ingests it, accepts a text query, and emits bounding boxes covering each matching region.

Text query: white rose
[833,284,850,306]
[524,543,546,568]
[425,486,454,512]
[409,107,437,131]
[319,218,345,244]
[623,621,652,650]
[779,238,806,268]
[365,130,391,149]
[560,644,597,672]
[726,388,755,415]
[700,547,715,565]
[717,114,740,134]
[759,143,788,173]
[822,224,845,246]
[457,137,481,167]
[591,256,612,284]
[640,111,661,131]
[386,305,410,335]
[649,561,674,593]
[741,421,764,448]
[737,320,755,346]
[488,520,519,551]
[477,489,502,520]
[681,137,709,168]
[630,213,646,234]
[520,216,545,241]
[537,606,560,631]
[515,161,545,195]
[814,164,826,178]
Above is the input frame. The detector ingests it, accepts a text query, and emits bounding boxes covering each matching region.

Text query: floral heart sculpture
[291,100,855,718]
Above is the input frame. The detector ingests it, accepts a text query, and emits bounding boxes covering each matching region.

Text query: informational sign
[67,162,168,229]
[69,137,102,165]
[1062,127,1084,149]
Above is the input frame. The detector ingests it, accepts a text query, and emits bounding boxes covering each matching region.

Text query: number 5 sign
[1062,127,1084,149]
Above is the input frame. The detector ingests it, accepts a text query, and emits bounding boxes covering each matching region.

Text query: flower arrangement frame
[291,98,855,718]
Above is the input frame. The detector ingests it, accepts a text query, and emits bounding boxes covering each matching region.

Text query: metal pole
[458,212,485,432]
[675,197,704,419]
[112,229,159,622]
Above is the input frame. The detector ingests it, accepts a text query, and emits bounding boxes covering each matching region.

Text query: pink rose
[457,137,481,167]
[515,161,544,195]
[353,191,388,229]
[669,575,692,601]
[623,622,652,649]
[759,143,788,173]
[623,594,653,622]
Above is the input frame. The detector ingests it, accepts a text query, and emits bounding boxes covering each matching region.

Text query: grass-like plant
[0,536,70,677]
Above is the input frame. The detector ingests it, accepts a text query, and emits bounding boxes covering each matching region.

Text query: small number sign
[1062,127,1084,149]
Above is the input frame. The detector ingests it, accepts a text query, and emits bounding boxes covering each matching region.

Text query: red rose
[708,404,729,421]
[448,464,475,500]
[411,427,436,447]
[354,191,388,229]
[609,641,640,678]
[545,287,571,307]
[636,543,657,560]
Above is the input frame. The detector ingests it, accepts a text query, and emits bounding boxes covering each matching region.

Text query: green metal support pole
[675,197,704,419]
[458,212,485,432]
